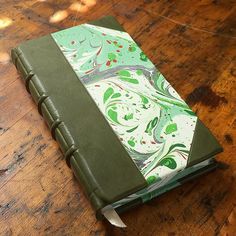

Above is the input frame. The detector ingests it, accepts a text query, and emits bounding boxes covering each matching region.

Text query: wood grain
[0,0,235,235]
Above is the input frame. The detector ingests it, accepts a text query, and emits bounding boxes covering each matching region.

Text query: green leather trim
[88,15,125,32]
[187,118,223,167]
[11,17,147,212]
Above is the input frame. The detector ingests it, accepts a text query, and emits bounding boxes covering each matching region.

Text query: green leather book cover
[11,16,223,221]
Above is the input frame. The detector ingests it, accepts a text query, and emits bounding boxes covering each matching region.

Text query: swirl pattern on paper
[52,24,197,186]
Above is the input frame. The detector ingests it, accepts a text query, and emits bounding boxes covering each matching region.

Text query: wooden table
[0,1,235,235]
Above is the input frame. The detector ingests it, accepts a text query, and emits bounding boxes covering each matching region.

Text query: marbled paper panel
[52,24,197,185]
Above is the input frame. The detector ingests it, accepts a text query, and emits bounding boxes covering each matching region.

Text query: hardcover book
[11,16,223,227]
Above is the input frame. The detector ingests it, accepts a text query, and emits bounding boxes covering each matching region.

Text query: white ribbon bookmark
[101,206,127,228]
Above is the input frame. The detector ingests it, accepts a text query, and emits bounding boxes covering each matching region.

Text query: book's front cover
[51,19,222,188]
[11,16,222,214]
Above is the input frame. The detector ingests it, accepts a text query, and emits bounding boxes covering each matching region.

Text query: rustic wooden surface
[0,0,236,235]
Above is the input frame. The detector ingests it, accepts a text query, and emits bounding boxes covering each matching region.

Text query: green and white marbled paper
[52,24,197,187]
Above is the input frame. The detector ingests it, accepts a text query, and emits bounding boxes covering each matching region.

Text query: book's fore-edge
[11,16,223,218]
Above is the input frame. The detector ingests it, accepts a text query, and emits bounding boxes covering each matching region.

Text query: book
[11,16,223,227]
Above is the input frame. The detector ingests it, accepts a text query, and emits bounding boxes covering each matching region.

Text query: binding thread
[37,94,48,115]
[25,71,35,93]
[65,145,78,167]
[50,118,62,140]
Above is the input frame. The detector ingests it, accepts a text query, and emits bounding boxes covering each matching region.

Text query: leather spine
[11,47,107,213]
